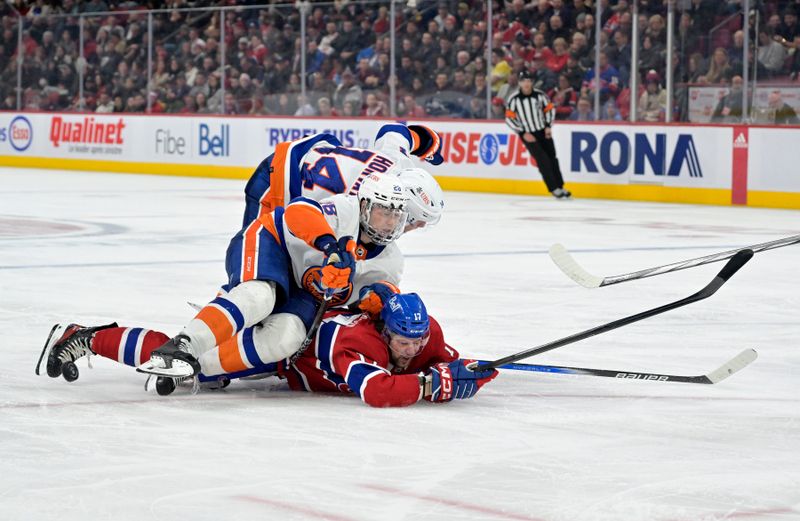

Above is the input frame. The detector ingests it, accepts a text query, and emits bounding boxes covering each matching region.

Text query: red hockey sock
[92,327,170,367]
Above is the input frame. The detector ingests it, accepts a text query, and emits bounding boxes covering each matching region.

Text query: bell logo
[571,131,703,177]
[199,123,230,156]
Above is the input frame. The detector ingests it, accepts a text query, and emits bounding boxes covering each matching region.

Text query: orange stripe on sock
[196,306,235,346]
[284,201,335,247]
[218,336,249,373]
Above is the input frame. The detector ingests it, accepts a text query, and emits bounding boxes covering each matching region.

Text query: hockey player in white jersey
[134,173,411,382]
[41,125,446,389]
[242,123,444,228]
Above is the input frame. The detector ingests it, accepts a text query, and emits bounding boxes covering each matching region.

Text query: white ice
[2,168,799,521]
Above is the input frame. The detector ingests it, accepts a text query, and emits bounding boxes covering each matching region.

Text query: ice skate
[36,323,117,381]
[136,334,201,377]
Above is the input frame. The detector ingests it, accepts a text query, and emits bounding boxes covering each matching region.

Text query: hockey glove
[425,359,498,402]
[357,281,401,317]
[316,235,357,291]
[408,124,444,165]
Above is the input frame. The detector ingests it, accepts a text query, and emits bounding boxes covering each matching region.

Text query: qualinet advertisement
[0,112,798,197]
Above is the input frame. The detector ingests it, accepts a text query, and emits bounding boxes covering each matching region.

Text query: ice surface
[2,168,799,521]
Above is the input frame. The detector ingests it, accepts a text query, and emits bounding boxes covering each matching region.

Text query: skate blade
[136,359,195,378]
[35,324,67,375]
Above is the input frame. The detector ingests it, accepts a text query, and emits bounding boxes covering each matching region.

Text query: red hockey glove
[424,359,498,402]
[357,281,400,317]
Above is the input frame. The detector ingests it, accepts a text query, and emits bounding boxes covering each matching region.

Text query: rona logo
[571,131,703,177]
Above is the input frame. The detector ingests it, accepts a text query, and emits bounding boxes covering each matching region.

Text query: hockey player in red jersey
[284,292,498,407]
[37,292,498,407]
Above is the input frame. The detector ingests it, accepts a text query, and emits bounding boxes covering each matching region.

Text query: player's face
[369,204,405,236]
[387,331,429,368]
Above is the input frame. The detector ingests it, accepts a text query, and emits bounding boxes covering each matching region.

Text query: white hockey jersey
[277,194,403,306]
[242,124,420,225]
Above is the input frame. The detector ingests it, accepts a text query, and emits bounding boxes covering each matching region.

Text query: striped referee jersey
[504,89,554,133]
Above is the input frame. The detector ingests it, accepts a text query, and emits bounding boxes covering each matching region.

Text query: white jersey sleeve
[282,193,403,305]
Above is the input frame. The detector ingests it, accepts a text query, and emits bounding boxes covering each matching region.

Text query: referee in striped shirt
[505,70,571,198]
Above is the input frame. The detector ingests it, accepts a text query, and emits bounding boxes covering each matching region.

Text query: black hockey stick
[474,249,753,372]
[288,291,333,365]
[478,348,757,384]
[549,233,799,288]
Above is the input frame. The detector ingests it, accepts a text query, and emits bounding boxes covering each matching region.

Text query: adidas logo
[733,132,748,148]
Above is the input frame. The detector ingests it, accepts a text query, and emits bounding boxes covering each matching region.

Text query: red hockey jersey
[281,313,458,407]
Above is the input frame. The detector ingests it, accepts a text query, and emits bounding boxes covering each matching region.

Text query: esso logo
[9,116,32,151]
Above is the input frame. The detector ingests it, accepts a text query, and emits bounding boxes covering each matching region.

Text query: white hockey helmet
[398,167,444,227]
[357,174,409,245]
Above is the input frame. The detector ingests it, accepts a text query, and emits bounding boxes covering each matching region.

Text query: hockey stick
[549,233,800,289]
[478,348,757,384]
[474,249,753,372]
[288,291,333,365]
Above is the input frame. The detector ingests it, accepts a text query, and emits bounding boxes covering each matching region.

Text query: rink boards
[0,112,798,209]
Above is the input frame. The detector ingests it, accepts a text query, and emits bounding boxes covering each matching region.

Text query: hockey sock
[93,327,170,367]
[181,280,277,358]
[198,313,306,376]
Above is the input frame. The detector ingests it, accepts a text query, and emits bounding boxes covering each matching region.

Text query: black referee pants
[520,131,565,193]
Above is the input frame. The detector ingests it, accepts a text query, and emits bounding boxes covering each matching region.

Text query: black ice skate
[36,323,117,381]
[148,374,231,396]
[551,188,572,199]
[136,334,201,378]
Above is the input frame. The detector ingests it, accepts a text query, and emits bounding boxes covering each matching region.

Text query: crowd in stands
[0,0,799,122]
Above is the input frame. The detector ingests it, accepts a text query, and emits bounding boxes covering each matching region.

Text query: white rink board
[1,112,800,203]
[747,127,800,193]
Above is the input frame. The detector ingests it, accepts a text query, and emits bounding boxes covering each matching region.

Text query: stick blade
[549,244,603,288]
[717,249,754,281]
[705,348,758,384]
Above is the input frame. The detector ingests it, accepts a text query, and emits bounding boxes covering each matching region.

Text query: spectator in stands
[363,92,387,117]
[778,6,799,42]
[562,51,586,90]
[549,73,577,120]
[401,94,426,117]
[582,51,620,103]
[426,72,468,117]
[531,51,558,92]
[638,69,666,122]
[601,99,622,121]
[790,36,800,80]
[610,29,632,86]
[491,48,512,92]
[639,34,665,76]
[496,69,519,101]
[546,37,570,73]
[766,90,800,125]
[489,96,505,119]
[468,96,487,119]
[711,75,744,123]
[316,97,338,117]
[294,93,315,116]
[757,28,787,77]
[705,47,733,84]
[570,95,595,121]
[341,99,360,117]
[333,69,363,111]
[645,14,666,45]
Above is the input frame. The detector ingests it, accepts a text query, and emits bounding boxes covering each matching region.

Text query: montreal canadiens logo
[479,134,499,165]
[9,115,32,151]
